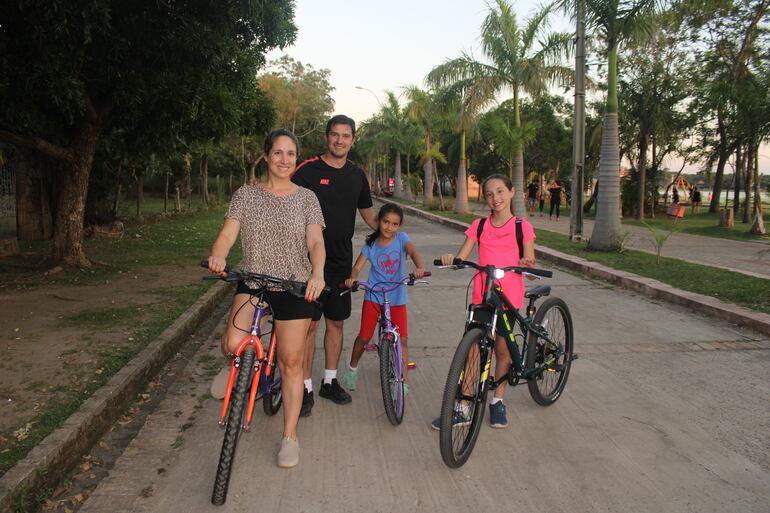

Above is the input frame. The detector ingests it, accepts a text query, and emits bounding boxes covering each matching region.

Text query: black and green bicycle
[434,258,576,468]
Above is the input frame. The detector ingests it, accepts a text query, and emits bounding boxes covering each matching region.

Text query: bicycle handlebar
[199,261,331,299]
[432,258,553,279]
[340,272,432,295]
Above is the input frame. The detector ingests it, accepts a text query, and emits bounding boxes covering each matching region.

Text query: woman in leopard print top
[207,128,325,468]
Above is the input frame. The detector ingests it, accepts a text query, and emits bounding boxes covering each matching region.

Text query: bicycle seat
[524,285,551,299]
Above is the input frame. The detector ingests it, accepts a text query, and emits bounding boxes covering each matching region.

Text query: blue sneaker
[430,410,470,431]
[489,401,508,428]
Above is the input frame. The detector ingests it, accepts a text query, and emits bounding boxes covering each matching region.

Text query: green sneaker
[344,368,358,391]
[391,382,410,401]
[404,383,410,397]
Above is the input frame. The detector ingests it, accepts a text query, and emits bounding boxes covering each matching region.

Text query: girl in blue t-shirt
[343,203,425,392]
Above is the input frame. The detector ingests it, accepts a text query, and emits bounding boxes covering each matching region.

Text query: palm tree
[424,0,572,217]
[583,0,662,250]
[426,86,486,214]
[403,86,445,207]
[376,91,415,198]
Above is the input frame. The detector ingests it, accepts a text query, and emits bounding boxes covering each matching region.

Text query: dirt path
[0,265,205,446]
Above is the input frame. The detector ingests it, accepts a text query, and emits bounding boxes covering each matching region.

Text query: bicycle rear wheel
[211,345,255,505]
[262,335,281,416]
[379,333,404,425]
[526,297,574,406]
[439,328,489,468]
[262,360,282,416]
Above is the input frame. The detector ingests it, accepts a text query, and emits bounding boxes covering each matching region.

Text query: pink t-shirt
[465,216,536,308]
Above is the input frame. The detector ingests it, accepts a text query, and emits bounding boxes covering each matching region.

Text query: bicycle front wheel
[211,345,255,506]
[379,333,405,425]
[439,328,489,468]
[526,297,574,406]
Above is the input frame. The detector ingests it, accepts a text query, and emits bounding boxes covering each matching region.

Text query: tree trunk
[635,131,648,220]
[15,149,55,241]
[52,120,103,267]
[743,139,754,224]
[588,112,622,251]
[403,154,414,201]
[454,130,469,214]
[433,162,445,211]
[394,150,403,197]
[135,173,142,217]
[733,144,742,216]
[422,130,434,207]
[247,161,257,185]
[709,114,728,213]
[750,142,765,235]
[200,154,210,205]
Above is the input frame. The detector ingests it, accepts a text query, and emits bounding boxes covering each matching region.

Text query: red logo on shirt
[320,178,330,185]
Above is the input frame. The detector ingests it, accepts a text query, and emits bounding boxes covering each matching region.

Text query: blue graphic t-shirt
[362,231,410,306]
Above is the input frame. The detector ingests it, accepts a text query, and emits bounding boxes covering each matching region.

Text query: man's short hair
[325,115,356,138]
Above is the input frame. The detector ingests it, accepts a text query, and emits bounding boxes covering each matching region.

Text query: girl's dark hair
[481,173,515,214]
[365,203,404,246]
[263,128,300,156]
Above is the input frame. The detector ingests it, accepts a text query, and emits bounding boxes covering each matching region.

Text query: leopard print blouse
[225,184,325,289]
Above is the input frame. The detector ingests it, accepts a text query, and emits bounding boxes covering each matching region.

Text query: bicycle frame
[466,271,553,384]
[218,295,277,430]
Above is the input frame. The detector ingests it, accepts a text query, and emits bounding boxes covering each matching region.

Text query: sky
[266,0,768,176]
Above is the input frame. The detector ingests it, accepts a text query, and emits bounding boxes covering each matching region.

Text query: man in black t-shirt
[292,115,378,414]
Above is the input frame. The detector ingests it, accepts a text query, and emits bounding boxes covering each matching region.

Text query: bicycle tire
[379,333,404,425]
[526,297,574,406]
[262,348,282,416]
[211,345,256,506]
[439,328,489,468]
[262,363,282,416]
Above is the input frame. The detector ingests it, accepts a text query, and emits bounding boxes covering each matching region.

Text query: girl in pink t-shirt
[436,173,536,429]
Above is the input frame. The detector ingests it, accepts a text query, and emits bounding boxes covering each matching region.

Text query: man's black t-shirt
[292,155,373,275]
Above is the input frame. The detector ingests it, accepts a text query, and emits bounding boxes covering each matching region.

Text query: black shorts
[311,273,351,322]
[234,282,318,321]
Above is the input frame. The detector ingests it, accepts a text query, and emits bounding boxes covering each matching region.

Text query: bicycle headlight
[493,268,505,280]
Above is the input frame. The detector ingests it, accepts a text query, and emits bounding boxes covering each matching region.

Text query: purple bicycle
[342,272,430,425]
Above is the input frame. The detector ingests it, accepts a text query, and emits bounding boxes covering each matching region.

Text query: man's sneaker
[489,401,508,428]
[210,365,230,400]
[430,410,471,431]
[344,368,358,391]
[318,379,352,404]
[300,389,314,417]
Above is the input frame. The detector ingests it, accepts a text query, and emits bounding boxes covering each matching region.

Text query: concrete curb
[395,202,770,338]
[0,280,232,513]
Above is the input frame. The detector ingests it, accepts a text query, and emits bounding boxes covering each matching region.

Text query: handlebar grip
[433,259,442,266]
[200,259,231,273]
[453,257,464,265]
[422,271,432,277]
[524,268,553,278]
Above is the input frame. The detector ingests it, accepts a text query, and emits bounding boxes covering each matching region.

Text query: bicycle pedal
[571,353,579,361]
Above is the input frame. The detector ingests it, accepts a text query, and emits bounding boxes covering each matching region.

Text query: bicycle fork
[219,337,266,430]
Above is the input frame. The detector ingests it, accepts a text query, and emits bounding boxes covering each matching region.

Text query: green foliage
[641,220,680,263]
[258,56,336,157]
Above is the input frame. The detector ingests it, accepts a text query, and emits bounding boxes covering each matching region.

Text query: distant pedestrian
[548,180,562,220]
[691,186,702,213]
[672,187,679,204]
[527,180,539,216]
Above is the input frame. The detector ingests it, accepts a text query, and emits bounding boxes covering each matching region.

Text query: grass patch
[623,210,770,243]
[59,305,146,328]
[0,201,241,290]
[534,228,770,314]
[0,281,211,476]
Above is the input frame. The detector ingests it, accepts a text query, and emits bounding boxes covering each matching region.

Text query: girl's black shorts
[235,282,319,321]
